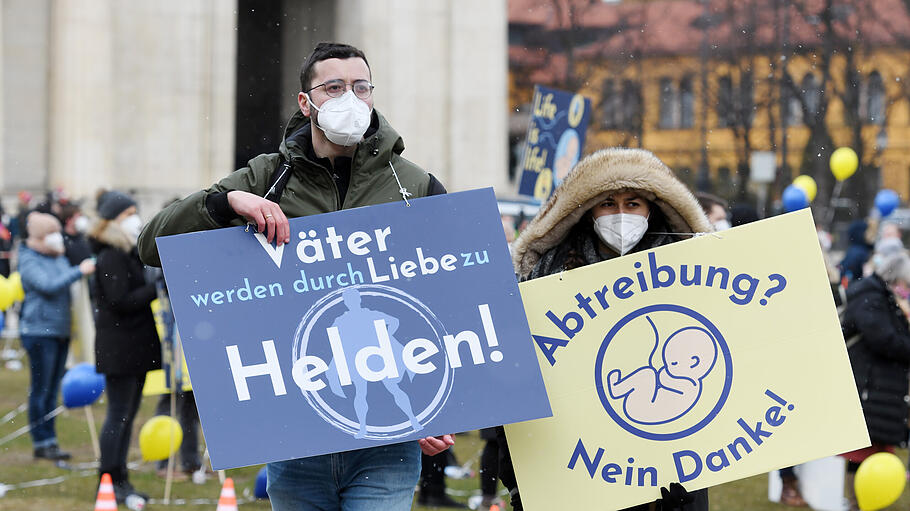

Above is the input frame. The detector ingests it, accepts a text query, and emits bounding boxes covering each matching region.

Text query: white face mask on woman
[43,232,65,254]
[593,213,649,255]
[120,214,143,242]
[306,90,372,146]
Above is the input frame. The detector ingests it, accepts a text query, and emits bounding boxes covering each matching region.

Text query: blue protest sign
[517,85,592,201]
[156,188,552,469]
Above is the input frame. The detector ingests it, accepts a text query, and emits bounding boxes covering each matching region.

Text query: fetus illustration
[606,316,718,425]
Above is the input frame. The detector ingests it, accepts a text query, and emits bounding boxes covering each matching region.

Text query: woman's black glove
[656,483,694,511]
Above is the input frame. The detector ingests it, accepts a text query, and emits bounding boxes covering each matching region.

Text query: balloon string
[0,406,64,447]
[1,402,27,425]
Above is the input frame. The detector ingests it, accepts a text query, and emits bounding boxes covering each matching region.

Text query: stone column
[48,0,115,200]
[46,0,237,213]
[335,0,509,194]
[2,0,52,195]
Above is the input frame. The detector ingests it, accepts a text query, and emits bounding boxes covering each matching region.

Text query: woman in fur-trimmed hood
[513,147,711,280]
[498,148,711,511]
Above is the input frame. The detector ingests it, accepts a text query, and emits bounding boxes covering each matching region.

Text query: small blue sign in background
[517,85,592,202]
[156,188,552,469]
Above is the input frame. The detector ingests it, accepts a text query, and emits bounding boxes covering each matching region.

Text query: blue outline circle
[594,304,733,441]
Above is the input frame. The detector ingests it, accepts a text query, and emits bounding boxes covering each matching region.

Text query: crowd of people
[2,40,909,511]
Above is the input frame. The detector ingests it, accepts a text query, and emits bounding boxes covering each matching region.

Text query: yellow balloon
[792,175,817,202]
[8,272,24,303]
[139,416,183,461]
[0,276,14,311]
[830,147,859,181]
[855,452,906,511]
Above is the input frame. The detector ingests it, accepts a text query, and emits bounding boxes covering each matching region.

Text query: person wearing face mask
[89,190,160,506]
[18,212,96,461]
[138,42,453,510]
[60,203,93,266]
[497,148,712,511]
[695,192,729,232]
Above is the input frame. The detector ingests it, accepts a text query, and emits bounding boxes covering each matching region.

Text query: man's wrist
[205,191,240,226]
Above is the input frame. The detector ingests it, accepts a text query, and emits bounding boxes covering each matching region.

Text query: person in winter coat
[838,220,874,283]
[840,250,910,510]
[89,190,160,505]
[498,148,712,511]
[138,42,454,511]
[18,212,95,460]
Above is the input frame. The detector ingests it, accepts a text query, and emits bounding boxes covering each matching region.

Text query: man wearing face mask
[19,212,95,461]
[138,42,452,510]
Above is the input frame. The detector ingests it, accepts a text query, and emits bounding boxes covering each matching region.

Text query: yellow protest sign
[506,209,868,510]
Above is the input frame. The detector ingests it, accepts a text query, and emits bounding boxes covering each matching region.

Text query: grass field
[1,344,908,511]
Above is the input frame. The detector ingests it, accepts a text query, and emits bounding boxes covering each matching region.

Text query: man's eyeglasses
[306,79,374,100]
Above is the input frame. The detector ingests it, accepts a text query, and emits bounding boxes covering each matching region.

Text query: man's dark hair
[299,42,370,92]
[695,192,728,216]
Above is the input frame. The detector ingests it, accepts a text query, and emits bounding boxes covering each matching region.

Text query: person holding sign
[499,148,712,510]
[138,42,452,511]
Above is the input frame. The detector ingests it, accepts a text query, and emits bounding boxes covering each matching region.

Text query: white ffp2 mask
[593,213,649,255]
[43,232,65,254]
[306,90,372,146]
[120,214,143,242]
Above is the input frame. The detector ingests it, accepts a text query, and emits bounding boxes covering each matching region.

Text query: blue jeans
[21,335,70,447]
[267,442,421,511]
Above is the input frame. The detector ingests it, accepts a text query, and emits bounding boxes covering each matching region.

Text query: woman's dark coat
[91,223,161,376]
[842,274,910,446]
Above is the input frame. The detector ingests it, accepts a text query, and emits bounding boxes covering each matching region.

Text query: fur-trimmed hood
[89,219,135,254]
[512,147,712,276]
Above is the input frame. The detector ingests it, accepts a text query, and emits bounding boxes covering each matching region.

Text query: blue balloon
[782,185,809,212]
[875,189,900,217]
[61,363,105,408]
[255,466,269,499]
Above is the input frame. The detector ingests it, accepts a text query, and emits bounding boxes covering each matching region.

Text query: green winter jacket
[139,109,439,267]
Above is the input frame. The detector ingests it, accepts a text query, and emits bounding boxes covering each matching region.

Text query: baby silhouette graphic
[323,288,421,438]
[606,316,718,425]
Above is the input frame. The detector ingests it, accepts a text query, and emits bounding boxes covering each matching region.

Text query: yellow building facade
[508,1,910,201]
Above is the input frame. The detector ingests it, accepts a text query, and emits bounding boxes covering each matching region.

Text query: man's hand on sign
[227,190,290,245]
[418,434,455,456]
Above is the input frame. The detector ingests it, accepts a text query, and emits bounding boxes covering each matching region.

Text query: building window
[782,78,803,126]
[659,77,678,129]
[719,73,754,128]
[621,79,642,131]
[718,75,734,127]
[801,73,820,117]
[601,79,620,129]
[680,76,694,128]
[602,78,642,130]
[739,71,754,126]
[866,71,885,125]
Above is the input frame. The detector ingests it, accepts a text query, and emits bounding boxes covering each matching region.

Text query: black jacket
[91,223,161,376]
[842,274,910,445]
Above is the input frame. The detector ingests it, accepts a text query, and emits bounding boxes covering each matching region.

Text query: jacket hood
[89,220,135,254]
[279,109,407,169]
[512,147,711,276]
[846,220,870,245]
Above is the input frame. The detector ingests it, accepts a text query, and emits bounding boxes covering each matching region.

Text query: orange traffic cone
[95,473,118,510]
[216,477,238,511]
